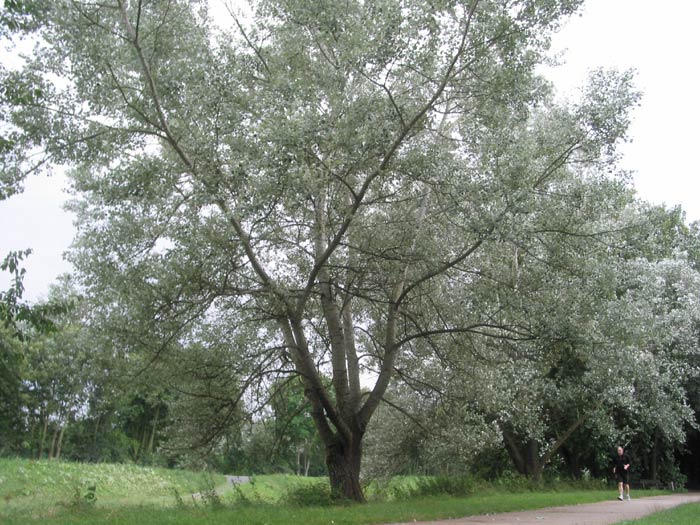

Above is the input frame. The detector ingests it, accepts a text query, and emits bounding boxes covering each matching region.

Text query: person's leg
[625,482,631,500]
[617,481,624,500]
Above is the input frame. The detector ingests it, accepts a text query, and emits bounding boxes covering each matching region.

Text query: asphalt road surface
[225,475,250,485]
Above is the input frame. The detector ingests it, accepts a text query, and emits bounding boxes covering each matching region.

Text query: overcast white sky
[1,0,699,301]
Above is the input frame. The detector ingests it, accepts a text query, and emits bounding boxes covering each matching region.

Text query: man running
[613,445,631,501]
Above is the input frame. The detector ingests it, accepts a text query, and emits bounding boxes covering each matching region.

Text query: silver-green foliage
[1,0,646,498]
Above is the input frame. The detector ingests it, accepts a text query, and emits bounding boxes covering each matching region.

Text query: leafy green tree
[13,278,90,460]
[0,250,64,337]
[0,324,25,455]
[269,377,326,475]
[0,252,27,453]
[2,0,643,499]
[156,338,248,469]
[0,251,70,455]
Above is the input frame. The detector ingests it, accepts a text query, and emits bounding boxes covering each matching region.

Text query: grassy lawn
[2,487,671,525]
[0,491,612,525]
[0,458,674,525]
[617,502,700,524]
[0,457,228,516]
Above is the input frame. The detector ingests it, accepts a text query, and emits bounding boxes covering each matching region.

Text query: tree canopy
[4,0,698,500]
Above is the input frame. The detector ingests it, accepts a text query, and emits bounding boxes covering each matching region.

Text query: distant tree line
[0,273,326,474]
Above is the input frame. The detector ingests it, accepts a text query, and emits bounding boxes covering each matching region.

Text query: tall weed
[198,473,223,509]
[229,476,264,506]
[67,483,97,509]
[170,487,186,509]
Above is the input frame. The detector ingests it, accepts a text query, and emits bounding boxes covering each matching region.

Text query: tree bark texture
[326,435,365,502]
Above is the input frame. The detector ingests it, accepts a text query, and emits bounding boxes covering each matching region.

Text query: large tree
[1,0,640,499]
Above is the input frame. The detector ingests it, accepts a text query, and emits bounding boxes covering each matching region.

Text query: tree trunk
[303,439,311,476]
[55,424,67,460]
[48,425,59,460]
[148,404,160,454]
[326,436,364,502]
[525,439,542,480]
[651,429,660,481]
[93,413,101,446]
[561,445,582,478]
[29,420,37,457]
[502,430,543,479]
[38,413,48,460]
[140,424,148,459]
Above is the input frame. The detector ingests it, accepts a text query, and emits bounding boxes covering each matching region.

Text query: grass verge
[616,502,700,524]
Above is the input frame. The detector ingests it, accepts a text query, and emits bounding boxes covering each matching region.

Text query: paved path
[225,475,250,485]
[383,494,700,525]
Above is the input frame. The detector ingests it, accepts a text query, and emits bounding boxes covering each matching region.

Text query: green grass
[2,487,671,525]
[0,457,228,518]
[1,491,619,525]
[0,458,674,525]
[617,502,700,524]
[230,473,322,503]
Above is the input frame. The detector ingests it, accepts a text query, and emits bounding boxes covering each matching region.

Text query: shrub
[283,479,335,506]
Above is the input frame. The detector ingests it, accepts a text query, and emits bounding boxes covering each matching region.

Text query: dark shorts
[616,469,629,484]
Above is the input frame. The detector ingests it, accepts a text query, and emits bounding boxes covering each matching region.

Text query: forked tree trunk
[503,430,544,479]
[326,436,364,502]
[502,400,603,480]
